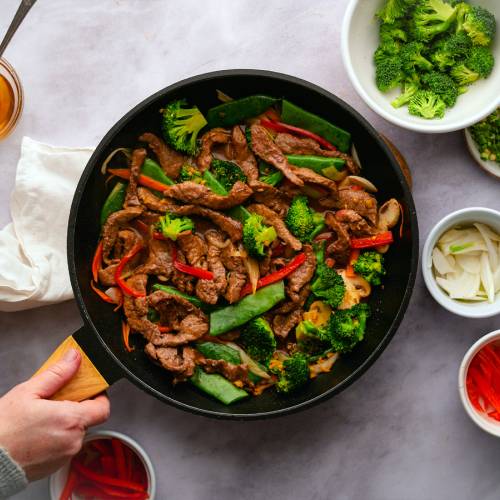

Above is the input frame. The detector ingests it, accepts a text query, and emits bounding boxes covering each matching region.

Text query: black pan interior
[69,70,418,419]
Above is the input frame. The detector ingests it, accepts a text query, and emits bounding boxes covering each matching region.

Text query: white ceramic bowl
[422,207,500,318]
[464,127,500,180]
[342,0,500,133]
[49,430,156,500]
[459,329,500,437]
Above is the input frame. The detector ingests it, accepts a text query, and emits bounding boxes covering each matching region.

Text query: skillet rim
[68,69,419,420]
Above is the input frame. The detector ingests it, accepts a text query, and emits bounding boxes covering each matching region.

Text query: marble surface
[0,1,499,499]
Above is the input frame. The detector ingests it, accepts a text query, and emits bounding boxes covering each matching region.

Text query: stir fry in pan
[92,94,401,404]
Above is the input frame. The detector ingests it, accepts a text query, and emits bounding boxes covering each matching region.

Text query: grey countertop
[1,1,499,499]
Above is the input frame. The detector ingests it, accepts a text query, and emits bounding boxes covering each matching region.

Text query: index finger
[77,394,111,428]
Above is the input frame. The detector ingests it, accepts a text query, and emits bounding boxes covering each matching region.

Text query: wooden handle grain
[34,336,109,402]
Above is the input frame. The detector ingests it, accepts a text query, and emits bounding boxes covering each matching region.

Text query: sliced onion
[493,266,500,292]
[351,143,362,169]
[342,175,378,192]
[100,147,131,174]
[245,257,260,294]
[226,342,271,379]
[216,89,233,102]
[309,353,339,378]
[455,254,480,274]
[432,247,454,275]
[436,272,480,300]
[104,287,122,304]
[475,223,498,271]
[474,223,500,241]
[480,252,495,303]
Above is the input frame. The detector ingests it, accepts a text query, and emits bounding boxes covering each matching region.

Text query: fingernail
[62,348,80,362]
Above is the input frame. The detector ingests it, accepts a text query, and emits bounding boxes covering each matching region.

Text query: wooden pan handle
[34,335,109,402]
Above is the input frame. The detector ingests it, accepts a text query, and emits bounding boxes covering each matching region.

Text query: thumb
[28,349,82,398]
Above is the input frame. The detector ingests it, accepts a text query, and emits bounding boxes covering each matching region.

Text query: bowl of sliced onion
[422,207,500,318]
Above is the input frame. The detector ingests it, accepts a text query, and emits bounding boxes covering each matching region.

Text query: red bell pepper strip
[171,246,214,280]
[60,468,78,500]
[260,119,336,151]
[92,241,103,282]
[90,439,110,456]
[72,460,146,493]
[346,249,360,277]
[75,483,149,500]
[90,280,116,304]
[115,243,145,297]
[158,326,173,333]
[153,231,168,240]
[112,439,127,480]
[351,231,394,249]
[122,321,134,353]
[133,220,150,234]
[240,252,306,297]
[107,168,171,193]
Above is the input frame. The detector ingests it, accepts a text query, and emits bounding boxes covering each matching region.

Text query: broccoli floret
[296,320,330,355]
[399,41,434,73]
[421,71,459,107]
[285,196,324,243]
[353,251,386,285]
[380,20,408,45]
[242,213,277,259]
[430,31,472,70]
[328,303,371,353]
[158,213,194,241]
[375,54,403,92]
[210,159,246,191]
[391,80,420,108]
[271,353,310,394]
[376,0,414,23]
[408,90,446,119]
[451,46,495,85]
[258,160,284,186]
[462,5,496,46]
[310,243,346,308]
[470,108,499,163]
[240,317,277,365]
[162,99,207,156]
[178,164,204,183]
[413,0,457,41]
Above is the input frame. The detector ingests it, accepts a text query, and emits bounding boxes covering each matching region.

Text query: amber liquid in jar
[0,74,15,137]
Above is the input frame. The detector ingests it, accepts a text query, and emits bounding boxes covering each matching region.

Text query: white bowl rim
[458,329,500,437]
[464,128,500,180]
[421,207,500,318]
[341,0,500,133]
[49,429,156,500]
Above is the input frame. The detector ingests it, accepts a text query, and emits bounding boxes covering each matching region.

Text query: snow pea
[281,100,351,153]
[190,367,248,405]
[209,281,285,336]
[100,182,126,226]
[141,158,174,186]
[286,155,346,181]
[152,284,205,309]
[206,95,278,129]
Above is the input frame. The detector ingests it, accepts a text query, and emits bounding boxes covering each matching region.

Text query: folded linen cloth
[0,137,93,312]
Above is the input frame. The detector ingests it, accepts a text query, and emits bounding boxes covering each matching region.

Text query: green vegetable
[310,243,346,308]
[190,367,248,405]
[328,303,371,352]
[450,242,474,252]
[178,164,204,183]
[210,159,246,191]
[271,353,310,394]
[239,317,277,365]
[281,100,351,153]
[413,0,457,41]
[210,281,286,336]
[408,90,446,119]
[375,53,403,92]
[460,4,496,46]
[100,182,126,226]
[430,31,472,71]
[470,108,499,163]
[399,41,433,73]
[376,0,414,24]
[296,320,330,355]
[353,251,386,285]
[152,284,205,309]
[391,80,419,108]
[196,342,241,365]
[285,195,325,243]
[158,213,194,241]
[285,155,345,180]
[242,212,277,259]
[421,71,459,107]
[162,99,207,155]
[258,160,284,186]
[141,158,174,186]
[450,46,495,86]
[206,95,278,129]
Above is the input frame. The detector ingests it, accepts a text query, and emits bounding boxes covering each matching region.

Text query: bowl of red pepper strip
[459,329,500,437]
[49,430,155,500]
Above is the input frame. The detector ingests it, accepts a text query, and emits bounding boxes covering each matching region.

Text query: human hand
[0,348,110,481]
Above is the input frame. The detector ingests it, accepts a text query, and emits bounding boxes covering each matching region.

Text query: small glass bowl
[0,58,23,139]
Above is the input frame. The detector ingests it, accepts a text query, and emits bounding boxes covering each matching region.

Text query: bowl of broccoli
[342,0,500,132]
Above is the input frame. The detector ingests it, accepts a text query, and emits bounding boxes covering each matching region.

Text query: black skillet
[37,70,419,420]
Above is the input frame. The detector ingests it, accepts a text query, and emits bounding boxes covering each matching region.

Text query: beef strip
[247,203,302,251]
[251,181,289,217]
[102,207,143,264]
[290,166,338,200]
[275,132,360,175]
[220,242,247,303]
[166,181,252,210]
[272,309,303,339]
[133,237,173,279]
[171,205,243,242]
[124,148,147,208]
[177,232,207,267]
[335,209,377,237]
[139,132,184,179]
[200,358,250,383]
[231,125,259,182]
[324,212,351,265]
[336,188,378,226]
[137,187,177,212]
[259,252,272,276]
[287,244,316,302]
[197,128,231,171]
[249,125,304,186]
[145,344,197,383]
[171,249,195,294]
[274,285,310,314]
[224,272,247,304]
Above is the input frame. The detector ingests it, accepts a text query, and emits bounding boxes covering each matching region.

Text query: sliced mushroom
[338,176,378,193]
[338,271,371,309]
[377,198,401,254]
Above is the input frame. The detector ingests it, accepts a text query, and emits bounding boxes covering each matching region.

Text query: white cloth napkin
[0,137,93,312]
